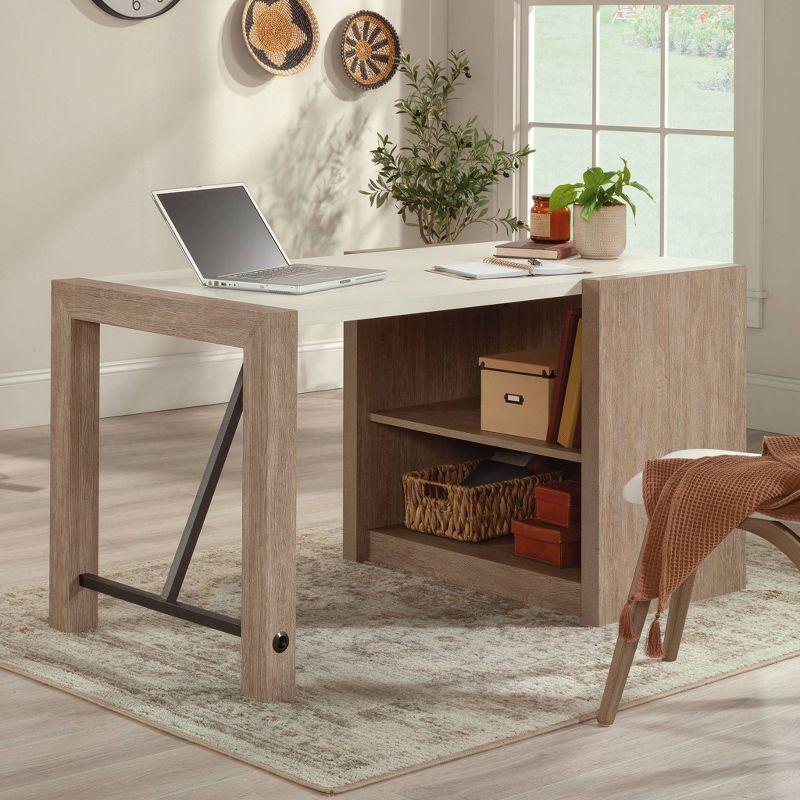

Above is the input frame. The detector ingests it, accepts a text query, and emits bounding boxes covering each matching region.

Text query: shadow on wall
[253,81,370,259]
[68,0,135,27]
[219,0,274,94]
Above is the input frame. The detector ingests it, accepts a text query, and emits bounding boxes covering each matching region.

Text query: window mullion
[592,2,599,166]
[659,3,668,256]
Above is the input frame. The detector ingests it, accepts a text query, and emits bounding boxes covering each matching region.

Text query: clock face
[91,0,181,20]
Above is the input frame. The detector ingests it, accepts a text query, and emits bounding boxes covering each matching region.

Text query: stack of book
[494,239,577,260]
[546,307,582,449]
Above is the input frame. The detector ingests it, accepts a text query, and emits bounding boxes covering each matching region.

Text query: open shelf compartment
[368,525,581,616]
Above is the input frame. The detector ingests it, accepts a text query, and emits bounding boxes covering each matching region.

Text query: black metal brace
[79,368,253,640]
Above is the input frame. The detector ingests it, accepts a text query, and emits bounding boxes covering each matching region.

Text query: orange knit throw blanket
[619,436,800,657]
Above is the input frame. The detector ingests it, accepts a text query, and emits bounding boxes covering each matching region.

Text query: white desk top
[98,243,723,327]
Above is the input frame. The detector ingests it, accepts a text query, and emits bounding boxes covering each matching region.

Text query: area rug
[0,525,798,794]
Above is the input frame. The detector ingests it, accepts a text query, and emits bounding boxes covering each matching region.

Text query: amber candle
[530,194,571,243]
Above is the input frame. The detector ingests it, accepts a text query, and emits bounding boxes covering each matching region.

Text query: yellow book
[557,319,582,448]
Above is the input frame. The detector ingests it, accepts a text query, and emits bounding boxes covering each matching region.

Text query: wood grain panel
[343,298,581,563]
[582,265,747,626]
[49,290,100,632]
[52,279,291,348]
[241,315,298,702]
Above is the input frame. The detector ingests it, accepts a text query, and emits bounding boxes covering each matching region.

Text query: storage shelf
[367,525,581,613]
[369,397,582,463]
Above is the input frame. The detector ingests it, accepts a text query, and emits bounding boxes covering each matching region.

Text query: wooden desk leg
[241,316,297,702]
[49,292,100,632]
[582,266,747,626]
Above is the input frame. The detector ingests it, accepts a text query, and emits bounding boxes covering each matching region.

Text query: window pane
[598,5,661,127]
[531,5,593,124]
[666,134,733,261]
[667,4,734,130]
[598,131,661,255]
[529,127,593,199]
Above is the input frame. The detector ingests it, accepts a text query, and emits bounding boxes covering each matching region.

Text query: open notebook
[432,258,585,280]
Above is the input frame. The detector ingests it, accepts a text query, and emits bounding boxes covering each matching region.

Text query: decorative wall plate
[242,0,319,76]
[341,11,400,90]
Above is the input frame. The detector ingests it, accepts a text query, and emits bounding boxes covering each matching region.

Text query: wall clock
[91,0,182,20]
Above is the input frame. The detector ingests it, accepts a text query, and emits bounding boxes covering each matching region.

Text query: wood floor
[0,394,796,799]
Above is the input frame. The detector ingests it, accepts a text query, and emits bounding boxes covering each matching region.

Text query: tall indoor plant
[362,50,533,244]
[550,159,653,259]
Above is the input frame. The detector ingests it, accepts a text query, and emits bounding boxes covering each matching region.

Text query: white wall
[745,0,800,434]
[0,0,447,429]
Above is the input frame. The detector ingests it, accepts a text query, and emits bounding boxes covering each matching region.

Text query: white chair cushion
[622,448,800,532]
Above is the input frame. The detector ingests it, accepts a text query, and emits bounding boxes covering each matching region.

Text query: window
[521,2,736,261]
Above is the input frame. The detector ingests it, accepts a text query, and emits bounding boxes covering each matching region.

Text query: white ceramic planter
[573,203,627,259]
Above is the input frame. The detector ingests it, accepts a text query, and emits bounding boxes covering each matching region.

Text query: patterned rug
[1,526,798,794]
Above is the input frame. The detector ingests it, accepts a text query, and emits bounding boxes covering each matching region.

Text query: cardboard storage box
[512,518,581,568]
[535,480,581,527]
[479,348,559,441]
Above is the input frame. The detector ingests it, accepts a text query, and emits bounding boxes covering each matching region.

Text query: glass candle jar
[529,194,571,243]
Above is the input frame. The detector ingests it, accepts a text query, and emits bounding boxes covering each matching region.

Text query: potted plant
[362,50,533,244]
[550,159,653,259]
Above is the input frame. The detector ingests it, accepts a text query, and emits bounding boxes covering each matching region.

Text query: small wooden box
[479,348,559,441]
[534,480,581,527]
[512,519,581,568]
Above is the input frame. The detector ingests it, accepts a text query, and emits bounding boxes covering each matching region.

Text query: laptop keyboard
[226,264,327,282]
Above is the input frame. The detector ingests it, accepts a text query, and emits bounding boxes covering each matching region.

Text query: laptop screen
[155,185,289,279]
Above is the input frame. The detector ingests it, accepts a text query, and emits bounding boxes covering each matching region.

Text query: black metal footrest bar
[77,369,250,641]
[79,573,241,637]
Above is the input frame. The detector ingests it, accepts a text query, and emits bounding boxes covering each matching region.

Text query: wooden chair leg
[597,524,651,726]
[662,571,697,662]
[597,599,650,725]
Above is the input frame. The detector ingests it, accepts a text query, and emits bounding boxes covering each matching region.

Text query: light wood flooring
[0,394,796,799]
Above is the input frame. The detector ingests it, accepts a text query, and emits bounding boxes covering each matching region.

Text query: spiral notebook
[430,257,586,280]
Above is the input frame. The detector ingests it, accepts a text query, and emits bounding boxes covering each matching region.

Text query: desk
[49,243,746,702]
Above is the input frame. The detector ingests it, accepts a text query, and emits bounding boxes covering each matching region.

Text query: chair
[597,448,800,726]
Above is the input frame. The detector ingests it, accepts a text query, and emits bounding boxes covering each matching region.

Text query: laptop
[152,183,387,294]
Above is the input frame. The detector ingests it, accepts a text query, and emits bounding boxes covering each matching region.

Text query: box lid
[535,480,582,507]
[479,347,560,377]
[512,519,581,544]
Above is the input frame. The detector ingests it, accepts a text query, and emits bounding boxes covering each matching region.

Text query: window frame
[503,0,765,326]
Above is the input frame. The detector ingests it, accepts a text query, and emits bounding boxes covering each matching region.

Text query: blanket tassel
[618,597,636,642]
[645,612,664,659]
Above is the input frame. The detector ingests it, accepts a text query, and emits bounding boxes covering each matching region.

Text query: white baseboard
[5,354,795,436]
[0,339,343,431]
[747,372,800,435]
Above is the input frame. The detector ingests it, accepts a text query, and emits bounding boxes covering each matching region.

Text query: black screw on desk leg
[272,631,290,653]
[161,367,244,603]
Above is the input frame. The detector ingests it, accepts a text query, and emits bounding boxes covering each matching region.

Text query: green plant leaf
[619,191,637,219]
[583,166,605,187]
[629,181,654,201]
[549,184,577,212]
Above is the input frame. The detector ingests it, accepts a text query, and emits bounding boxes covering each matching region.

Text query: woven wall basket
[403,460,564,543]
[341,10,401,90]
[242,0,319,76]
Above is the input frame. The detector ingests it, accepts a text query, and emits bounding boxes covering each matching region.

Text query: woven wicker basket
[403,460,564,543]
